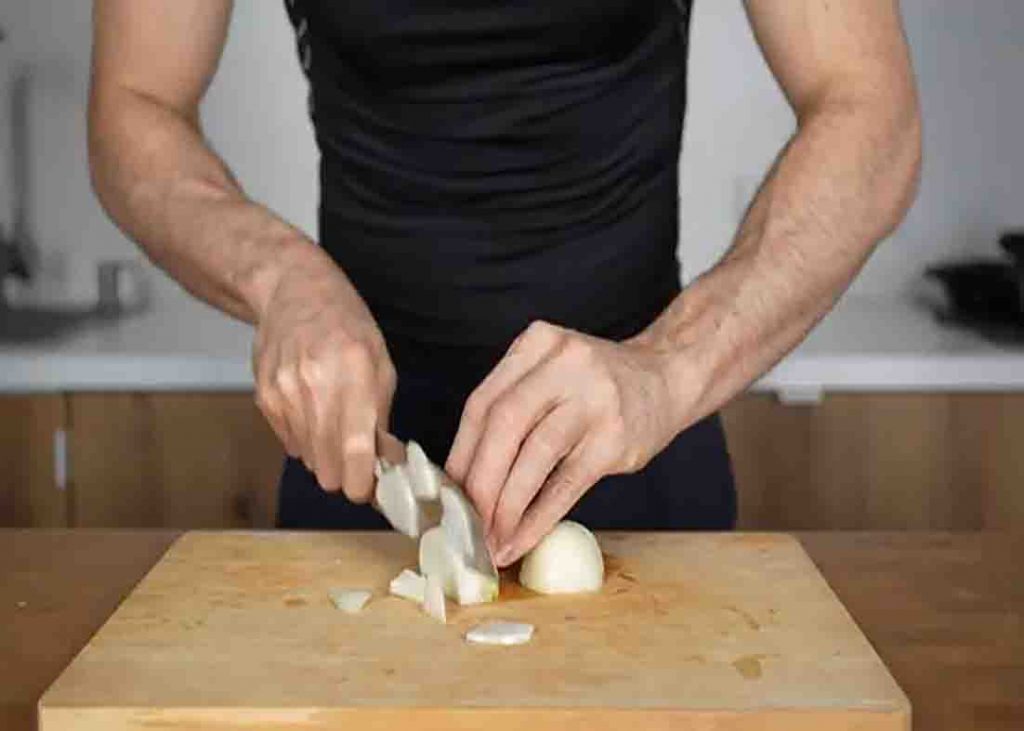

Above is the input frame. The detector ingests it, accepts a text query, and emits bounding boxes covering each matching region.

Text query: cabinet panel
[722,393,1024,531]
[69,393,282,528]
[0,396,68,527]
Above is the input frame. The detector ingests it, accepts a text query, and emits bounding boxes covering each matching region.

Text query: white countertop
[2,291,1022,397]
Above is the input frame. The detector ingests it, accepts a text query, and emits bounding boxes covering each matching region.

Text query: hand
[445,320,686,567]
[251,249,396,502]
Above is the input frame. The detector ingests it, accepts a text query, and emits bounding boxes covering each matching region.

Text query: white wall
[0,1,1021,307]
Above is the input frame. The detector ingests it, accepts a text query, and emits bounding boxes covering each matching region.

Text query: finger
[489,403,587,550]
[445,321,563,481]
[275,363,314,472]
[301,362,347,492]
[375,355,397,432]
[495,438,605,567]
[256,388,298,457]
[464,357,571,533]
[253,340,299,456]
[337,395,378,503]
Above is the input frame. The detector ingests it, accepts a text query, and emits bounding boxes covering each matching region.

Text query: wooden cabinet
[3,391,1021,531]
[0,396,69,527]
[722,393,1024,531]
[67,393,283,529]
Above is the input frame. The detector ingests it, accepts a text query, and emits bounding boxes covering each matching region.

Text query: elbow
[874,90,923,239]
[86,87,115,209]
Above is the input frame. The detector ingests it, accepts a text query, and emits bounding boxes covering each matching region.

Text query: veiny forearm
[88,86,331,323]
[636,92,922,429]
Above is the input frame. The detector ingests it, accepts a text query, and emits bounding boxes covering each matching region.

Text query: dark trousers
[277,340,736,531]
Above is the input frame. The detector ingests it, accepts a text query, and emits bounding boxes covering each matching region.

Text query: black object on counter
[924,230,1024,344]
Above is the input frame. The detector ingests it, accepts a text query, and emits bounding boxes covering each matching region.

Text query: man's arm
[447,0,921,566]
[637,0,922,419]
[90,0,396,498]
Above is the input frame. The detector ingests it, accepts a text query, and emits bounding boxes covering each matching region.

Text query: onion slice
[465,621,535,646]
[328,589,372,614]
[374,461,425,538]
[422,574,447,624]
[389,568,427,604]
[405,441,442,500]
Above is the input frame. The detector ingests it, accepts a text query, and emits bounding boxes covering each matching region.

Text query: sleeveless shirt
[284,0,692,351]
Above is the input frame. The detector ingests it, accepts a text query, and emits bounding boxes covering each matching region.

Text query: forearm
[636,92,921,429]
[88,86,332,323]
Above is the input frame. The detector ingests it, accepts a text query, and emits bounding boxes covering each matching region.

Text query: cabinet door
[0,395,69,527]
[69,393,283,528]
[722,393,1024,532]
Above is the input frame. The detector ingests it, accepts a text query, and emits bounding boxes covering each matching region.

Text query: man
[88,1,920,567]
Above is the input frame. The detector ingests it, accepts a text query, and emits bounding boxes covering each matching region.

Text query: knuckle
[560,337,594,367]
[298,356,331,389]
[274,366,300,395]
[462,391,488,423]
[525,319,562,347]
[531,422,567,459]
[338,339,372,367]
[491,397,522,430]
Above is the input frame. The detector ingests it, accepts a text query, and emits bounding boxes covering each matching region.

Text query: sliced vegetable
[422,574,447,624]
[374,461,425,539]
[439,483,494,576]
[389,568,427,604]
[420,525,499,605]
[453,563,499,606]
[328,589,372,614]
[465,621,535,646]
[519,520,604,595]
[419,526,458,596]
[405,441,442,500]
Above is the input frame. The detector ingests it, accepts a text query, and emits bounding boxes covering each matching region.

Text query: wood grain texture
[0,396,68,527]
[800,532,1024,731]
[0,529,177,731]
[68,393,282,529]
[39,532,908,731]
[6,531,1022,731]
[722,393,1024,532]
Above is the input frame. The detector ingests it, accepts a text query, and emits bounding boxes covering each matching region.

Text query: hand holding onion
[445,320,686,567]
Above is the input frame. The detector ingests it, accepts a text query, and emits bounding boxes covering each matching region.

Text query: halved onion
[519,520,604,595]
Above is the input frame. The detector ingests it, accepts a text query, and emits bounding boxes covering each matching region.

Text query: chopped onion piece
[422,574,447,624]
[439,484,491,568]
[405,441,441,500]
[465,621,535,646]
[328,589,372,614]
[454,563,499,606]
[389,568,426,604]
[419,526,458,596]
[375,462,425,538]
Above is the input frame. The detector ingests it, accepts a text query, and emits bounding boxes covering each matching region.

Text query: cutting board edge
[793,534,913,712]
[38,704,910,731]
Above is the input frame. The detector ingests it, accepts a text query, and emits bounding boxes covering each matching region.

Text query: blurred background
[1,1,1022,532]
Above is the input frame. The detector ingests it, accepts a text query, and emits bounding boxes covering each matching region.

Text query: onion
[374,461,425,538]
[405,441,442,500]
[328,589,372,614]
[422,574,447,624]
[518,520,604,595]
[419,526,499,605]
[388,569,426,604]
[465,621,534,646]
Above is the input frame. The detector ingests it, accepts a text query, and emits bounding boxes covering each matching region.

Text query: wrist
[240,233,332,322]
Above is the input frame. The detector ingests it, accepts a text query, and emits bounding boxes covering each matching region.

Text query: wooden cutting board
[39,531,909,730]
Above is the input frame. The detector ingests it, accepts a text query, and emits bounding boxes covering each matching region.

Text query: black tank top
[284,0,692,352]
